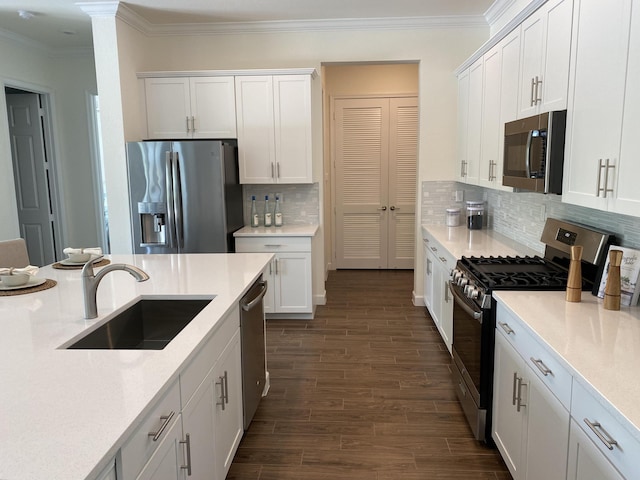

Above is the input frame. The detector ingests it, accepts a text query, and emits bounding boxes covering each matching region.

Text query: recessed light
[18,10,35,20]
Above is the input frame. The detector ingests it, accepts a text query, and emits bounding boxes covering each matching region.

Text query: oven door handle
[449,282,483,321]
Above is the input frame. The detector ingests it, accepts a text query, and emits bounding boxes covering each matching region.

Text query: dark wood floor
[227,270,511,479]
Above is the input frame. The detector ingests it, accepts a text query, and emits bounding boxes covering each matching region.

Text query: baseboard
[413,291,425,307]
[314,291,327,306]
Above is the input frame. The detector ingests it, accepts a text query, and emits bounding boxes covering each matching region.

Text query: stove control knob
[468,287,480,299]
[459,277,468,288]
[451,269,462,282]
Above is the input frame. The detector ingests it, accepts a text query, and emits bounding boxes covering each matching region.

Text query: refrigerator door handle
[172,152,184,249]
[165,151,176,249]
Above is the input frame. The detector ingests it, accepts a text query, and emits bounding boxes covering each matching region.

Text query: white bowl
[68,252,91,263]
[1,273,30,287]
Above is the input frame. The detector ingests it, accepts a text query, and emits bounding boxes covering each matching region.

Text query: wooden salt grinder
[604,249,624,310]
[566,245,583,302]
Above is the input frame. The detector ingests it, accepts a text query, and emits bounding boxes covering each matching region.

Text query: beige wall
[93,17,488,300]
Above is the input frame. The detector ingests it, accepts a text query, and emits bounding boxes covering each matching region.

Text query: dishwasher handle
[241,280,268,311]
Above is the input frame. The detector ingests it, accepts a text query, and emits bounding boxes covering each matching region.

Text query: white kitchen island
[0,253,272,480]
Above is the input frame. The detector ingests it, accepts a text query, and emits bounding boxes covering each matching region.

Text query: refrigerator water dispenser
[138,202,167,246]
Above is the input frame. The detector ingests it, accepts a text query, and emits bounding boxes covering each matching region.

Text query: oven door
[450,280,488,441]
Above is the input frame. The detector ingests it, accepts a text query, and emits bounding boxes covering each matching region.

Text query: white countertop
[234,224,318,237]
[494,290,640,440]
[421,225,540,258]
[0,253,272,480]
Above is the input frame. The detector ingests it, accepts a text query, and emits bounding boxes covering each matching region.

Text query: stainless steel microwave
[503,110,567,194]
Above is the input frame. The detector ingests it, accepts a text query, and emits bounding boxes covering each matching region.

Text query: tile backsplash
[422,181,640,252]
[243,183,320,226]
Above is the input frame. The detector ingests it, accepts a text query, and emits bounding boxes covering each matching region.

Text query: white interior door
[6,93,56,266]
[334,96,417,269]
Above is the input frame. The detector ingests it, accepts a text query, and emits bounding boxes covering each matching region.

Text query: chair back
[0,238,31,268]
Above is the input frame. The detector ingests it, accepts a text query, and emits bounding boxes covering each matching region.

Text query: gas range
[451,255,573,309]
[450,218,615,444]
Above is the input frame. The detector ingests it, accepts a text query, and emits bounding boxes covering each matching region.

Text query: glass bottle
[274,195,283,227]
[263,195,272,227]
[250,195,259,228]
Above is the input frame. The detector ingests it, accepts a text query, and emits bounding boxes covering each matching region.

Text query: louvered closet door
[388,97,418,269]
[335,97,417,269]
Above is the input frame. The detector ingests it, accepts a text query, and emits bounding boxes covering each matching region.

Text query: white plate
[60,254,103,266]
[0,276,46,291]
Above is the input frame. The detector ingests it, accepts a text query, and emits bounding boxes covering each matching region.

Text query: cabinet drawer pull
[516,376,527,412]
[185,116,190,133]
[216,372,227,411]
[584,419,619,451]
[148,411,175,441]
[190,116,195,132]
[530,357,553,376]
[530,77,536,106]
[276,162,280,178]
[430,246,438,252]
[512,372,518,406]
[499,322,514,335]
[439,256,447,263]
[534,76,542,104]
[271,162,275,179]
[263,244,284,248]
[180,433,192,475]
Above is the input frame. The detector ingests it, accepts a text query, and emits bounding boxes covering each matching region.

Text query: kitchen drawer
[180,304,239,407]
[120,380,181,480]
[571,380,640,480]
[235,236,311,253]
[423,236,455,272]
[495,303,572,409]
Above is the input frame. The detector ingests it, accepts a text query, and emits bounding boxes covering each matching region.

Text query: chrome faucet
[81,258,150,319]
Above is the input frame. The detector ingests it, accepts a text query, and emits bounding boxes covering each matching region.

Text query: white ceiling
[0,0,494,51]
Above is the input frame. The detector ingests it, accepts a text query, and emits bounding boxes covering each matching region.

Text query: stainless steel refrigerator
[126,140,244,254]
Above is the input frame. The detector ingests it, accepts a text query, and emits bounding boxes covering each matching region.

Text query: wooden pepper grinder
[604,249,624,310]
[566,245,583,302]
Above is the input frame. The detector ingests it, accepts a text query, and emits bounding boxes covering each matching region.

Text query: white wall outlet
[454,190,464,202]
[539,204,547,221]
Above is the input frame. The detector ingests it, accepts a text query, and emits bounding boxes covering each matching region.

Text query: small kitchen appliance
[449,218,614,442]
[503,110,567,194]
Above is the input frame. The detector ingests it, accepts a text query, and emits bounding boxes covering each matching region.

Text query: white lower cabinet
[422,234,453,353]
[567,419,624,480]
[181,330,243,480]
[493,300,640,480]
[136,416,185,480]
[493,306,570,480]
[235,236,313,318]
[119,307,244,480]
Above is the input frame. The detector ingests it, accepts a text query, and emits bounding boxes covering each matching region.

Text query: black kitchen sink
[67,298,212,350]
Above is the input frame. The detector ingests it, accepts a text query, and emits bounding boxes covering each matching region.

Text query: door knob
[390,206,398,211]
[378,206,387,211]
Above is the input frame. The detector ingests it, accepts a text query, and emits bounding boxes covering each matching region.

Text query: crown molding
[79,1,488,36]
[484,0,518,26]
[141,15,488,36]
[75,1,119,17]
[454,0,547,75]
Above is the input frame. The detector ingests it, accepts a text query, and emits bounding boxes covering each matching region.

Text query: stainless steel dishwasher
[239,275,268,430]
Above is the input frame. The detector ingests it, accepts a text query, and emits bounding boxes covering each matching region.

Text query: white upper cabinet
[456,68,470,182]
[235,74,314,184]
[562,0,637,214]
[518,0,573,118]
[466,58,484,185]
[145,76,237,139]
[478,44,502,188]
